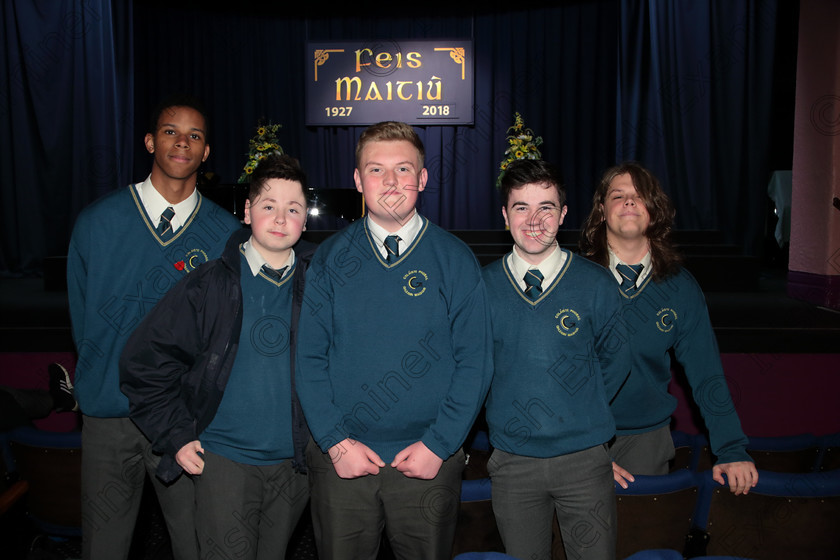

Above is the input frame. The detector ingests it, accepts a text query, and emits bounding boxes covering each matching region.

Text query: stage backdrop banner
[305,40,474,126]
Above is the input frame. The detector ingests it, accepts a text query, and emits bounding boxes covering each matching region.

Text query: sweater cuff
[421,434,453,462]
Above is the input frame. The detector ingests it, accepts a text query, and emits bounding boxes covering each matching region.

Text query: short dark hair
[499,159,566,209]
[148,94,210,139]
[355,121,425,168]
[579,161,681,280]
[249,153,309,206]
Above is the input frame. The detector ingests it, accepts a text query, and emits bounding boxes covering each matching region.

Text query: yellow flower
[496,112,543,188]
[239,121,285,183]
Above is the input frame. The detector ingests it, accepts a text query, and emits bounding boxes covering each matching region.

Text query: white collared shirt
[608,248,652,288]
[242,238,295,279]
[366,210,423,259]
[135,175,198,234]
[506,242,567,291]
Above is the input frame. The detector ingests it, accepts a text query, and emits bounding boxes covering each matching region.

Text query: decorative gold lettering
[365,82,383,101]
[375,52,392,69]
[335,77,362,101]
[426,76,442,100]
[354,48,372,72]
[396,81,414,101]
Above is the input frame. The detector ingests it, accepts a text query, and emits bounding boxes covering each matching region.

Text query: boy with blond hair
[296,121,493,560]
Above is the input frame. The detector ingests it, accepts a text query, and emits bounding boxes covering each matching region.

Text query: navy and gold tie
[261,264,288,282]
[157,206,176,240]
[616,263,644,295]
[384,235,401,263]
[523,268,544,300]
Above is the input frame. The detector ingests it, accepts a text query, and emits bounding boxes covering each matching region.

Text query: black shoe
[48,363,78,412]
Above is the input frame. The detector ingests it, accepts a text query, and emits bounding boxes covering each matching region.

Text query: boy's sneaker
[48,362,78,412]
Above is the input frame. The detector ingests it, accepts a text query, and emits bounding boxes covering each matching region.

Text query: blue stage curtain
[0,0,133,275]
[128,2,620,233]
[615,0,796,253]
[0,1,796,274]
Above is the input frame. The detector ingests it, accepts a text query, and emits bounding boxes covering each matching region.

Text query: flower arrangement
[496,112,543,188]
[237,122,284,183]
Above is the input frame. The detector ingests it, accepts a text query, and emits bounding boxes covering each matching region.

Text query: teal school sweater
[295,215,493,463]
[609,267,751,464]
[67,185,241,417]
[482,251,630,458]
[201,256,296,465]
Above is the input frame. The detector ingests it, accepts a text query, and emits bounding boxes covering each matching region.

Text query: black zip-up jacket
[120,227,317,483]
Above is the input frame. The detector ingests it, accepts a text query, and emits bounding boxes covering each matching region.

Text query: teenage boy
[120,153,316,559]
[296,121,493,560]
[67,94,240,560]
[579,161,757,494]
[482,159,630,560]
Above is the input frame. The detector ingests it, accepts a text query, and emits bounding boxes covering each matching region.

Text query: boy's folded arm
[423,275,494,460]
[295,292,347,453]
[295,357,347,454]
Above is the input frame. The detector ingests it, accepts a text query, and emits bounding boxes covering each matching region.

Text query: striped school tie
[616,263,644,295]
[524,268,544,300]
[261,264,288,282]
[157,206,176,240]
[384,235,401,263]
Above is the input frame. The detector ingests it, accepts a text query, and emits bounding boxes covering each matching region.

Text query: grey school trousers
[609,425,675,475]
[305,439,466,560]
[487,444,616,560]
[194,450,309,560]
[81,415,198,560]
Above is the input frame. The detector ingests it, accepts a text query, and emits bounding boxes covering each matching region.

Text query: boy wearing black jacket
[121,154,315,560]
